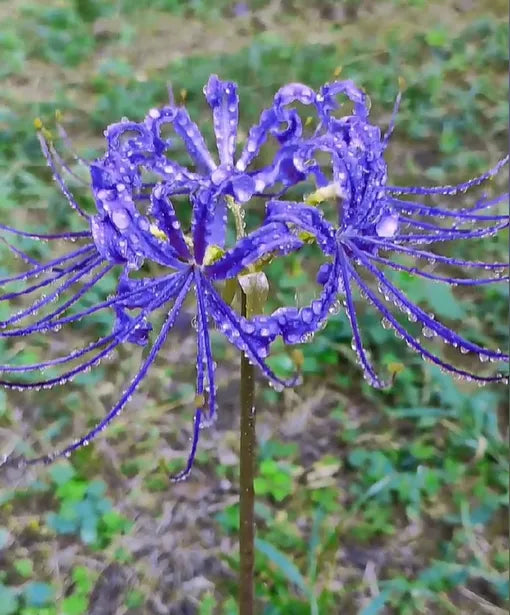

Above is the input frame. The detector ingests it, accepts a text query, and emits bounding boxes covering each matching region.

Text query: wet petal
[205,222,303,280]
[204,74,239,167]
[150,183,192,260]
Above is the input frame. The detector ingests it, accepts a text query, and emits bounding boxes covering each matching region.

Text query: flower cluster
[1,76,508,478]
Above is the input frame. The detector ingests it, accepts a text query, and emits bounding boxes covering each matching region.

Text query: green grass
[0,1,508,613]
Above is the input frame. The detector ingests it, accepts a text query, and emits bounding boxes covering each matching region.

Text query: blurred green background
[0,1,508,613]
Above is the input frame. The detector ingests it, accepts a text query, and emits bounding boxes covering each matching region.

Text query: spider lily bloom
[0,78,316,478]
[253,80,509,387]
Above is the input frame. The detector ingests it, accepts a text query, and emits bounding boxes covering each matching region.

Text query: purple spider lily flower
[1,76,508,481]
[253,80,509,387]
[0,77,318,479]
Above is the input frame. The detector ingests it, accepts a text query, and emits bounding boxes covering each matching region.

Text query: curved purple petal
[194,270,217,424]
[204,74,239,167]
[264,247,341,345]
[150,184,191,260]
[204,221,303,280]
[317,80,370,125]
[113,306,152,346]
[236,108,278,172]
[236,83,315,173]
[171,107,216,172]
[191,188,216,265]
[104,120,154,156]
[203,277,299,391]
[265,200,337,255]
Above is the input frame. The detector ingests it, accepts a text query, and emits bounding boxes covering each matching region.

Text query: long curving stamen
[349,242,508,362]
[347,261,507,384]
[390,220,508,244]
[0,333,118,374]
[1,255,98,303]
[0,270,185,339]
[0,257,104,328]
[15,263,114,334]
[396,216,508,234]
[0,245,95,286]
[382,90,402,150]
[37,132,90,219]
[0,335,122,390]
[0,236,40,266]
[49,141,89,186]
[56,123,91,168]
[338,246,389,388]
[360,236,509,270]
[170,409,202,482]
[359,249,508,286]
[386,156,509,196]
[0,222,91,241]
[388,196,509,221]
[3,272,193,468]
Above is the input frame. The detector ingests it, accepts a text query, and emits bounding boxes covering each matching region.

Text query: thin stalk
[239,289,256,615]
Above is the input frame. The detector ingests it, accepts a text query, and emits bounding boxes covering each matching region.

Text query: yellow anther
[333,66,343,78]
[304,116,314,127]
[305,183,340,206]
[180,88,187,103]
[184,234,194,251]
[298,230,315,244]
[149,224,167,241]
[33,117,43,131]
[194,393,206,408]
[398,76,407,92]
[55,109,63,122]
[204,244,225,266]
